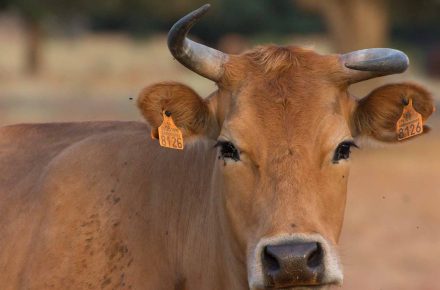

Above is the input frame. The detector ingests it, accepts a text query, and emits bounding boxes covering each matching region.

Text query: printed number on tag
[396,99,423,141]
[157,111,184,150]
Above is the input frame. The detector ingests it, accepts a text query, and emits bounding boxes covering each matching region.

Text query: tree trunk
[295,0,389,52]
[24,18,42,75]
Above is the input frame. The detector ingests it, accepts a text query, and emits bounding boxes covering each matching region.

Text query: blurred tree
[83,0,324,45]
[0,0,322,72]
[294,0,389,52]
[390,0,440,45]
[2,0,90,74]
[1,0,439,75]
[14,0,44,75]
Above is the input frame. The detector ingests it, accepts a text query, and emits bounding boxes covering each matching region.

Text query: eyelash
[214,141,240,162]
[333,141,358,163]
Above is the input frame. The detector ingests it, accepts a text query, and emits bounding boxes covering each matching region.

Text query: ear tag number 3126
[396,98,423,141]
[158,111,184,150]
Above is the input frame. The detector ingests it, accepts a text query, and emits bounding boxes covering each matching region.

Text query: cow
[0,4,435,290]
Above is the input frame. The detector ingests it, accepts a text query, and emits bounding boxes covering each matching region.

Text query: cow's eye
[333,141,358,163]
[215,141,240,162]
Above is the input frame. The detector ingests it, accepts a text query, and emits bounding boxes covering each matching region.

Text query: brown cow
[0,4,434,290]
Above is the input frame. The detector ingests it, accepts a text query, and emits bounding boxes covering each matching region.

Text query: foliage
[0,0,323,41]
[0,0,439,44]
[390,0,440,45]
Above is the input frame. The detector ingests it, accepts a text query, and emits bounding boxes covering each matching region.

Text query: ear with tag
[137,82,218,140]
[352,82,435,142]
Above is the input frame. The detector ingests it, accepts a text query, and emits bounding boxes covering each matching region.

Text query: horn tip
[390,49,410,72]
[402,52,410,71]
[195,4,211,15]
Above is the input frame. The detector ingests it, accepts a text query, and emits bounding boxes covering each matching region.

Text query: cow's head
[138,5,434,289]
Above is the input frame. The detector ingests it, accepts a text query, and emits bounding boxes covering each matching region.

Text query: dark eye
[333,141,358,163]
[215,141,240,162]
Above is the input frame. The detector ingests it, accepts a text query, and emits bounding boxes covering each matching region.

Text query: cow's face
[216,46,352,239]
[215,48,354,288]
[138,5,434,289]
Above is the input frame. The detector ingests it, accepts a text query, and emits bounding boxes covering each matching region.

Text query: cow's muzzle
[262,241,324,288]
[248,234,343,289]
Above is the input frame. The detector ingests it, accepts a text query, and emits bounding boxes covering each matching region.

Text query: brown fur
[0,44,435,290]
[245,45,301,73]
[222,46,343,88]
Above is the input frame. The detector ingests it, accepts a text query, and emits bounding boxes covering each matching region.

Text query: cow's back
[0,121,218,290]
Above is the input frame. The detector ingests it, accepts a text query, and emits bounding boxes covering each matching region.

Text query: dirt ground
[0,32,439,289]
[340,117,440,290]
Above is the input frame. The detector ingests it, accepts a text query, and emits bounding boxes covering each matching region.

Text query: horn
[167,4,228,82]
[340,48,409,83]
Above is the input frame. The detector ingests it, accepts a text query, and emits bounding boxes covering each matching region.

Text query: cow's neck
[211,162,249,290]
[160,141,247,289]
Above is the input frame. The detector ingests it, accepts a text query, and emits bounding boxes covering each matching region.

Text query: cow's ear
[137,82,218,141]
[352,82,435,143]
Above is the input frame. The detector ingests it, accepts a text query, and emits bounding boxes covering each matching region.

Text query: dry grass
[0,33,216,125]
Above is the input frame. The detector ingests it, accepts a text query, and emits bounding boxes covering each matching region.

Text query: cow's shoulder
[0,121,148,144]
[0,121,175,289]
[0,121,150,190]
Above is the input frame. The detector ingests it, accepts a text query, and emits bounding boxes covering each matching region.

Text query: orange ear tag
[396,99,423,141]
[157,111,184,150]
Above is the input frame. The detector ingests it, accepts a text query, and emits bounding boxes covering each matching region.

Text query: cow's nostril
[306,243,323,269]
[263,246,280,272]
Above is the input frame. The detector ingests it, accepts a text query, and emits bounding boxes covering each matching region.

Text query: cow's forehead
[222,46,349,120]
[223,45,343,88]
[217,45,354,163]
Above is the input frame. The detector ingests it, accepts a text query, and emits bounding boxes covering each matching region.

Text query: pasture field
[0,32,439,289]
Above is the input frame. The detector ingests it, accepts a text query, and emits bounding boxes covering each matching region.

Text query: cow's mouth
[265,284,335,290]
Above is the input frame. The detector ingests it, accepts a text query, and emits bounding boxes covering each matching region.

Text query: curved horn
[340,48,409,84]
[167,4,228,82]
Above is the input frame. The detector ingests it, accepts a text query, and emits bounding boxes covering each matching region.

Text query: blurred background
[0,0,439,288]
